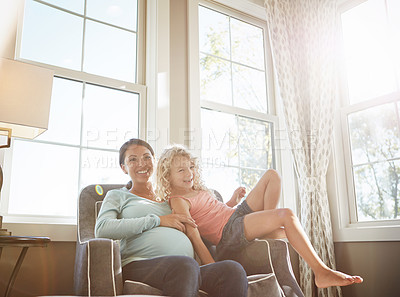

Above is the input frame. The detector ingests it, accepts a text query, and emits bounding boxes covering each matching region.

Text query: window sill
[333,222,400,242]
[2,221,77,242]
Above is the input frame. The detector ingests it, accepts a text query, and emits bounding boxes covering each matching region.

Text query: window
[19,0,139,82]
[339,0,400,224]
[197,3,277,201]
[1,0,146,223]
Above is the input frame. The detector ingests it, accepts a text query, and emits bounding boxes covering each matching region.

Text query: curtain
[264,1,340,297]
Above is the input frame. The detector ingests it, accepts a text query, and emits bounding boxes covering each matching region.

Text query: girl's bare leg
[245,169,281,211]
[244,169,286,239]
[243,209,363,288]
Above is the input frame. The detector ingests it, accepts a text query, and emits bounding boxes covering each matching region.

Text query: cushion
[123,280,208,297]
[247,274,283,297]
[123,273,281,297]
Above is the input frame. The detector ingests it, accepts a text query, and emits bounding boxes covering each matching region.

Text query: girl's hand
[226,187,246,207]
[159,214,197,232]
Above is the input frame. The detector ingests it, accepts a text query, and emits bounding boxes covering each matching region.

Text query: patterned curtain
[264,1,340,297]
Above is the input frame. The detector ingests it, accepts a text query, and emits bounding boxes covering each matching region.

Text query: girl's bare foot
[315,267,363,288]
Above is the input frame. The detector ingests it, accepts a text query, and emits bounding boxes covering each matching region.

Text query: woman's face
[121,144,154,184]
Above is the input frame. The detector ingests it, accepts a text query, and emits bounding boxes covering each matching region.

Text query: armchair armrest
[266,239,304,297]
[74,238,123,296]
[216,239,274,275]
[217,239,304,297]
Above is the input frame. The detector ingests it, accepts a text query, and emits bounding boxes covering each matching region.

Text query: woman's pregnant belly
[121,226,194,264]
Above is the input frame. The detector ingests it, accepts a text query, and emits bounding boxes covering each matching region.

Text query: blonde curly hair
[156,145,209,200]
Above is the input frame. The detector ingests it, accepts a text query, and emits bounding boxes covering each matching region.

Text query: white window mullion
[228,15,234,107]
[201,100,278,122]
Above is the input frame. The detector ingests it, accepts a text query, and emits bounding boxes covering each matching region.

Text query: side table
[0,236,51,297]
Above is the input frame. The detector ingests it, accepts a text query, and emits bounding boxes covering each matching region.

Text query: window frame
[199,0,279,170]
[0,0,148,239]
[187,0,297,210]
[330,0,400,242]
[189,0,276,132]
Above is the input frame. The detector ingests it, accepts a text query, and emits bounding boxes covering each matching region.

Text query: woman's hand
[226,187,246,207]
[159,214,197,232]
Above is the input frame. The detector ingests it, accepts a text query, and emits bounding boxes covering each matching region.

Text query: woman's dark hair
[119,138,155,166]
[119,138,155,189]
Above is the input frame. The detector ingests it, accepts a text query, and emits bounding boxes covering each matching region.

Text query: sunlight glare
[341,0,397,104]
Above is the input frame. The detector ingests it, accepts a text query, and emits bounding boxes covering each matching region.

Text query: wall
[169,0,189,145]
[335,241,400,297]
[0,242,75,297]
[3,240,399,297]
[288,241,400,297]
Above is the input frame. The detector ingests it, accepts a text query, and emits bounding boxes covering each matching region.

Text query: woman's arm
[95,194,161,239]
[170,197,215,265]
[95,190,198,240]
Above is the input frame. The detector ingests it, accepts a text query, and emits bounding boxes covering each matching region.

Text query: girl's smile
[169,156,195,193]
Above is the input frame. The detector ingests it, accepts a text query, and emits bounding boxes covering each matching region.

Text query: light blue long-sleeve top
[95,187,194,267]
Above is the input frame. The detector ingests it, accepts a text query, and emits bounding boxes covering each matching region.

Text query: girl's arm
[170,197,215,265]
[226,186,246,207]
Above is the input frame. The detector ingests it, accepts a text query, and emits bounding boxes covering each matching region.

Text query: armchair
[74,184,304,297]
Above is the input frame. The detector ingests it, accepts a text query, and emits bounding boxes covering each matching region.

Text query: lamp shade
[0,58,54,139]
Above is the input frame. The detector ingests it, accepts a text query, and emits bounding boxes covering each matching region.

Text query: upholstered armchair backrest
[77,184,124,243]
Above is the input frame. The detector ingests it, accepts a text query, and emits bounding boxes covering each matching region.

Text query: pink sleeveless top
[171,191,235,245]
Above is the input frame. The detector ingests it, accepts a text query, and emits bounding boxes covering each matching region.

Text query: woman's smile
[122,144,155,183]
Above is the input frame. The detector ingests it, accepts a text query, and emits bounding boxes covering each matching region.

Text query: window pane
[201,109,238,167]
[348,103,400,165]
[87,0,137,31]
[341,0,397,103]
[199,54,232,104]
[198,5,267,112]
[354,160,400,221]
[20,0,83,70]
[238,117,273,169]
[36,78,82,145]
[232,64,267,112]
[240,168,265,193]
[84,20,137,82]
[40,0,84,14]
[80,149,129,189]
[202,166,239,203]
[199,6,230,59]
[8,140,79,216]
[231,18,265,69]
[82,84,139,150]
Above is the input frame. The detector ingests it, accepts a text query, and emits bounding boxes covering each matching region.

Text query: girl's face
[169,155,194,191]
[121,144,154,184]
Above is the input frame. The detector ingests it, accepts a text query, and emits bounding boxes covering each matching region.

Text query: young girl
[156,145,363,289]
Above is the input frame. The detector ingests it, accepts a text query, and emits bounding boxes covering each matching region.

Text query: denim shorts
[216,200,254,255]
